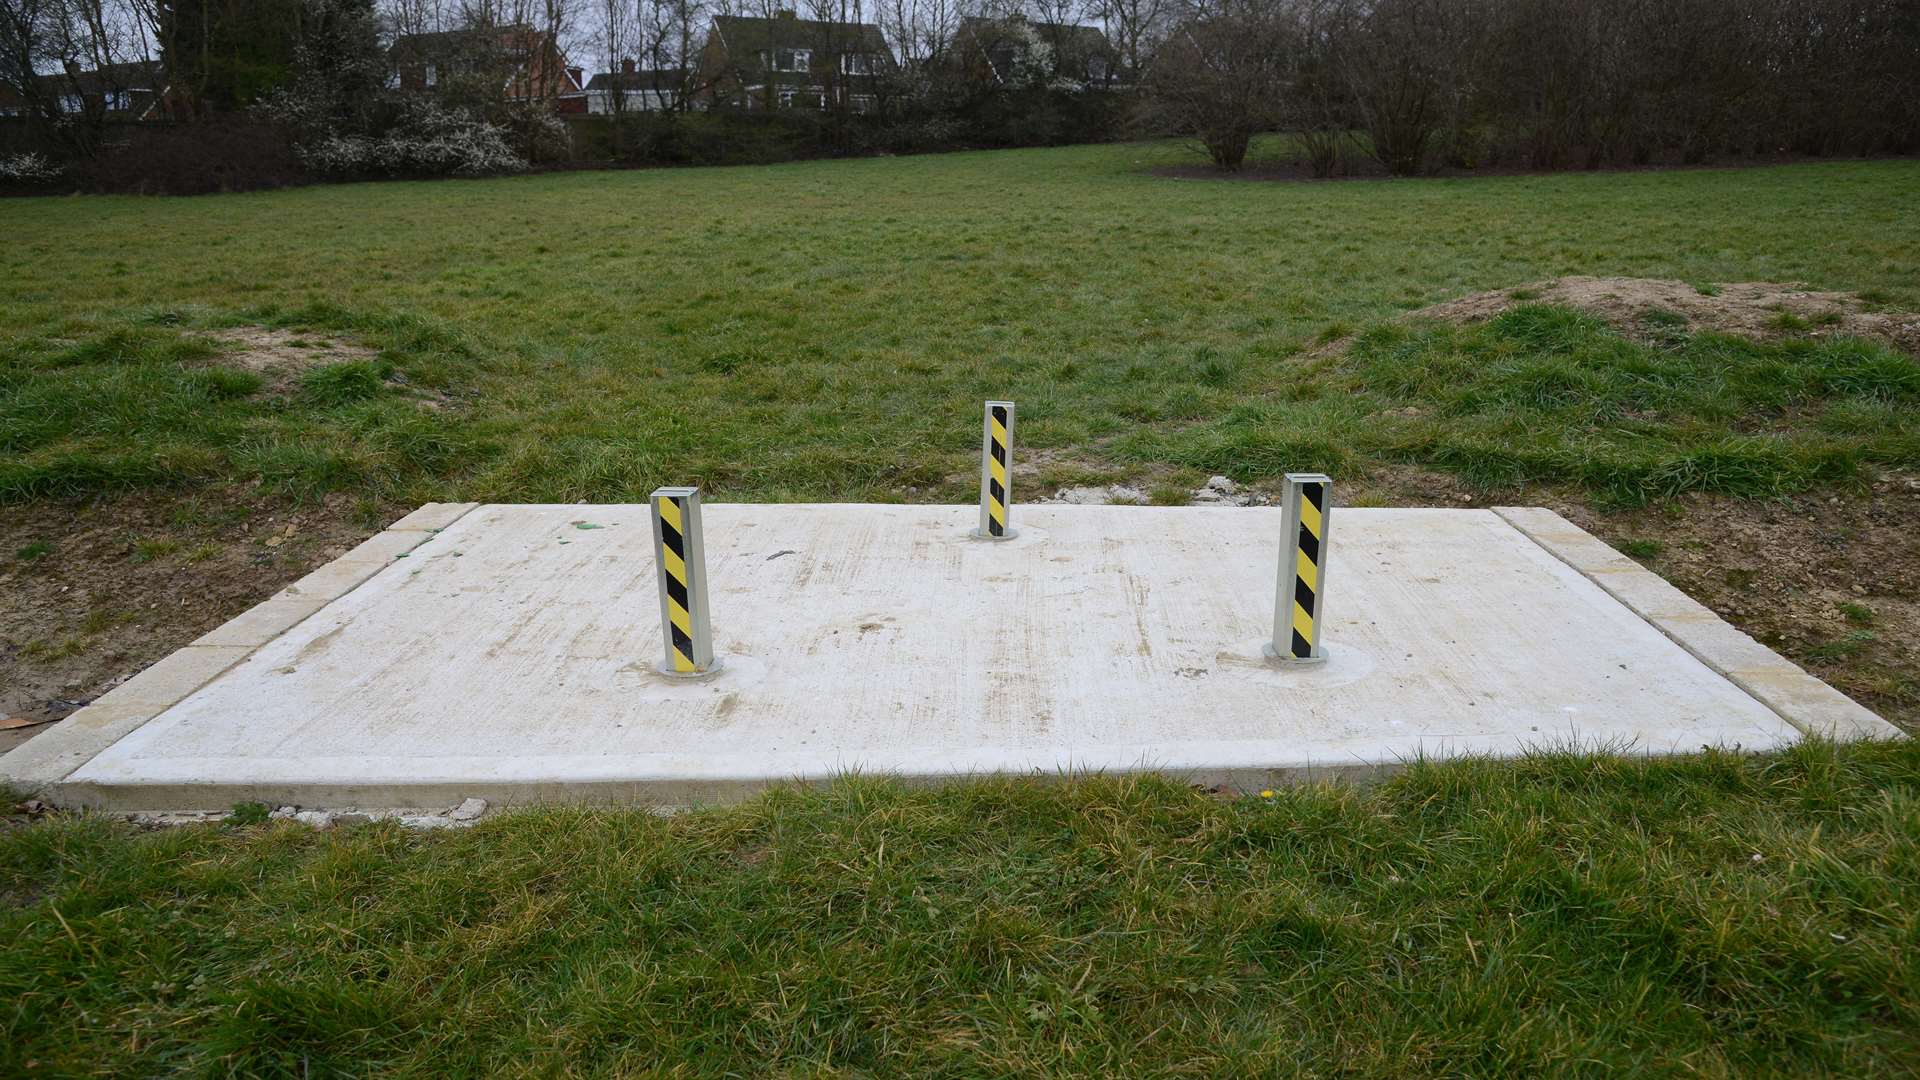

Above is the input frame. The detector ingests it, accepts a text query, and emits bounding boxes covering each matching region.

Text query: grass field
[4,143,1918,506]
[4,142,1920,1073]
[5,741,1919,1075]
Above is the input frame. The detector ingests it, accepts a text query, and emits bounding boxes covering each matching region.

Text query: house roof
[49,61,165,95]
[390,24,584,94]
[0,61,167,116]
[585,68,688,92]
[711,14,894,62]
[391,25,530,55]
[957,15,1115,59]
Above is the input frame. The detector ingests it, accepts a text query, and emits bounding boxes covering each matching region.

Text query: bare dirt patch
[1412,276,1920,356]
[0,488,390,755]
[208,326,381,395]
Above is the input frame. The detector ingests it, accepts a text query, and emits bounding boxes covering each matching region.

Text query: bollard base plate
[654,657,725,680]
[968,528,1021,541]
[1262,640,1329,665]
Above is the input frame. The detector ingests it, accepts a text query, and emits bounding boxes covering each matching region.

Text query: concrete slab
[18,503,1868,811]
[0,505,475,798]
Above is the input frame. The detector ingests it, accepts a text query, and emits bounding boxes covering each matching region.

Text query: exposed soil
[1411,276,1920,356]
[0,488,390,755]
[208,327,381,396]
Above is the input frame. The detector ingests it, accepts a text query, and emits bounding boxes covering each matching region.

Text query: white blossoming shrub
[301,101,525,179]
[0,152,63,183]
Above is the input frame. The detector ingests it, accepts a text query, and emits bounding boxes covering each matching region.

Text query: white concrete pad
[24,503,1858,811]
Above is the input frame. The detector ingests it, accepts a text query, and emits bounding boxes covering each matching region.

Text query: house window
[778,87,797,108]
[1088,56,1109,81]
[425,63,437,88]
[774,48,809,72]
[841,53,875,76]
[850,93,876,113]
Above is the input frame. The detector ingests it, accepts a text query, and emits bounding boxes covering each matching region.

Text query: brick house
[389,24,588,114]
[952,15,1122,89]
[696,10,896,112]
[0,61,178,121]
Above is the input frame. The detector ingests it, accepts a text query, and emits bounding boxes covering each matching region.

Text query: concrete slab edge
[1493,506,1902,743]
[33,759,1485,813]
[0,503,481,801]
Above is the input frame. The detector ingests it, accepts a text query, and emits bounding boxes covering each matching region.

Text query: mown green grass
[4,740,1918,1075]
[3,145,1918,506]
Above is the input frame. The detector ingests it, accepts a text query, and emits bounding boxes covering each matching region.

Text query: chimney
[776,9,797,18]
[622,57,636,76]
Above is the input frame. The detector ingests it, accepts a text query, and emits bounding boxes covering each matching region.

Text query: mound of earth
[1414,276,1920,355]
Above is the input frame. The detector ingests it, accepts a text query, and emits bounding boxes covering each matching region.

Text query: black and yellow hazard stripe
[986,403,1010,536]
[1287,479,1327,660]
[655,492,697,673]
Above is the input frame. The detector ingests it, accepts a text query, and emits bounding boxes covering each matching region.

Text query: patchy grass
[0,312,482,504]
[1841,601,1877,627]
[3,289,1914,511]
[1,149,1916,508]
[1131,305,1918,505]
[3,740,1918,1075]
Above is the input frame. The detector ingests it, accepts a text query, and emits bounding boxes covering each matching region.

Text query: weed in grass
[226,802,271,826]
[1620,538,1663,558]
[78,609,134,634]
[1839,601,1875,626]
[1772,310,1814,331]
[1805,629,1877,661]
[1148,484,1190,506]
[1692,281,1722,296]
[15,540,51,561]
[1508,287,1541,300]
[131,537,178,563]
[299,360,391,407]
[182,542,220,564]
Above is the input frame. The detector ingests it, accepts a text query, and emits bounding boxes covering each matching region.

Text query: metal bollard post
[974,400,1017,540]
[649,485,719,676]
[1268,473,1331,663]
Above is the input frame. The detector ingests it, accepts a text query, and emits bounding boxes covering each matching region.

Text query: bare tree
[1139,0,1290,169]
[635,0,704,110]
[1333,0,1467,175]
[1089,0,1165,78]
[592,0,633,117]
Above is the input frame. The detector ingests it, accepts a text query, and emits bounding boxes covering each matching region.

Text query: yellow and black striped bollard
[649,485,719,676]
[974,400,1017,540]
[1269,473,1331,663]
